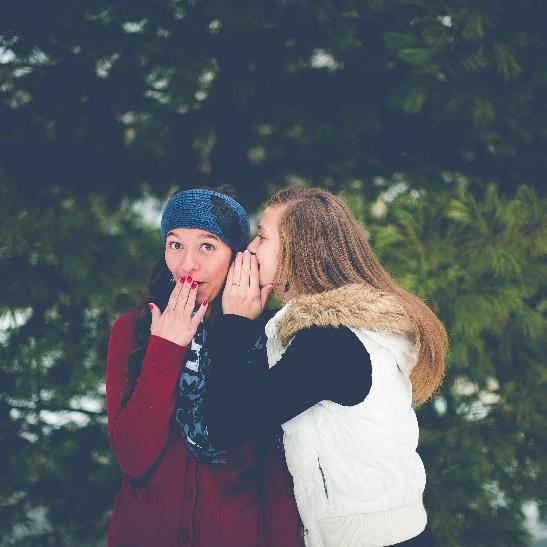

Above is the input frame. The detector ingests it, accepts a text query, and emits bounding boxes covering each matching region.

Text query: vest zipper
[317,456,328,499]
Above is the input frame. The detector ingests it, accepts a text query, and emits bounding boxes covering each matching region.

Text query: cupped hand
[148,276,208,347]
[222,250,273,320]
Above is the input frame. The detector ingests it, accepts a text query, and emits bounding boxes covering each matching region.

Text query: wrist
[208,314,262,350]
[146,335,189,370]
[222,307,259,320]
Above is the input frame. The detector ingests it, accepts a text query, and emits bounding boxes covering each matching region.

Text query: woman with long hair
[204,187,447,546]
[105,185,302,546]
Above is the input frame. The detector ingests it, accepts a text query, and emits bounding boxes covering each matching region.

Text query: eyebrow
[197,232,221,241]
[166,231,221,242]
[258,224,268,234]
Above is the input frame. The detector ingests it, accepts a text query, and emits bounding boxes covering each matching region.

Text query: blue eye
[201,243,215,252]
[168,241,182,250]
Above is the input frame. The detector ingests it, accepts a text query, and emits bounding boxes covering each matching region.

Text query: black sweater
[205,313,372,449]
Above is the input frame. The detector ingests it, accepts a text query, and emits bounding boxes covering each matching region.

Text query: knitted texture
[160,189,249,252]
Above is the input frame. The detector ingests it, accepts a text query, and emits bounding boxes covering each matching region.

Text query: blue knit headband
[160,189,249,252]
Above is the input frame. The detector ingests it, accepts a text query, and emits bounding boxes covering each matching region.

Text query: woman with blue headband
[105,185,302,546]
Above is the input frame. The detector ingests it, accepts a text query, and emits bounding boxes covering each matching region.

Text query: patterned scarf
[175,316,282,463]
[175,321,228,464]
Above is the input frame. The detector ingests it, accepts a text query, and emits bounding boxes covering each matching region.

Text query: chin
[198,287,216,303]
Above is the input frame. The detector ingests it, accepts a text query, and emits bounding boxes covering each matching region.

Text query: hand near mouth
[148,275,209,347]
[222,250,273,320]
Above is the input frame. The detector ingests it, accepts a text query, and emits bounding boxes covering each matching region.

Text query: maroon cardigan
[106,312,303,547]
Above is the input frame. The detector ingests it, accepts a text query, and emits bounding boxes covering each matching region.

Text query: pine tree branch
[6,400,105,417]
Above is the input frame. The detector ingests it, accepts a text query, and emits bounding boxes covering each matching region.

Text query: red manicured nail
[202,300,208,306]
[148,303,153,310]
[191,282,198,289]
[179,275,186,283]
[186,275,193,283]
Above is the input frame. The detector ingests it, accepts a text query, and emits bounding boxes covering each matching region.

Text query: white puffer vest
[265,288,428,547]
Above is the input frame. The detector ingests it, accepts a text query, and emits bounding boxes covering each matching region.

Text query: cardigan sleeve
[105,312,188,478]
[204,318,372,449]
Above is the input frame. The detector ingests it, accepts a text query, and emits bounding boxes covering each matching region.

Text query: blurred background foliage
[0,1,545,545]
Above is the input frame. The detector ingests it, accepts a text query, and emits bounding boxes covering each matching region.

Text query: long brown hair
[268,187,447,404]
[121,184,246,407]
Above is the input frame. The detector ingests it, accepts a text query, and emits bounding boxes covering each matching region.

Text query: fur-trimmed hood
[276,283,419,350]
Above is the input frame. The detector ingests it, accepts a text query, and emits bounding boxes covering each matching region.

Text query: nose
[247,237,258,253]
[178,248,200,276]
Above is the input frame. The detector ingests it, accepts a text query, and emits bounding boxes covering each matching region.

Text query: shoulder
[292,324,359,342]
[289,325,368,358]
[278,284,416,346]
[259,308,278,326]
[109,310,140,346]
[280,326,372,405]
[106,311,141,381]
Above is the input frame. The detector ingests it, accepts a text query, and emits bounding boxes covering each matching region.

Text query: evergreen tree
[0,183,160,545]
[1,0,546,206]
[367,181,546,546]
[1,0,546,544]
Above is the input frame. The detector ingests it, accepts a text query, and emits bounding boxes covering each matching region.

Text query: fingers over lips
[250,253,260,291]
[167,275,186,309]
[232,252,243,286]
[240,250,251,288]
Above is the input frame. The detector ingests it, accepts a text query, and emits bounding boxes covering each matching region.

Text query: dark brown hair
[268,187,447,404]
[121,184,245,407]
